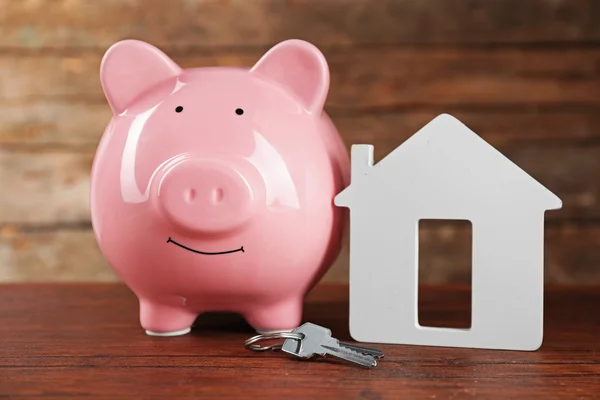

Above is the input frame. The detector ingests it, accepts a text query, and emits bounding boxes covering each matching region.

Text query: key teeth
[321,345,378,368]
[339,343,385,359]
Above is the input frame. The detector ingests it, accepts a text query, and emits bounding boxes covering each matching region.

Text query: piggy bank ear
[100,40,182,114]
[250,39,329,114]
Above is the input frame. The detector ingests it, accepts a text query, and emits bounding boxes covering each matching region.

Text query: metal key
[281,323,380,368]
[293,323,384,359]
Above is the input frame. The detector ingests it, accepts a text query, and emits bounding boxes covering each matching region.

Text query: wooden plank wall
[0,0,599,284]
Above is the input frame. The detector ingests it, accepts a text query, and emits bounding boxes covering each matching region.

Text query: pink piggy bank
[91,39,349,336]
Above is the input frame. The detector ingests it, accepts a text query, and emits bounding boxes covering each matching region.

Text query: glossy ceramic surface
[91,39,350,335]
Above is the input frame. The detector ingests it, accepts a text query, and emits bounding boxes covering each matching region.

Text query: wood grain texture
[1,224,599,284]
[3,48,600,107]
[0,0,599,284]
[0,149,92,224]
[0,284,599,399]
[0,226,116,282]
[1,0,599,49]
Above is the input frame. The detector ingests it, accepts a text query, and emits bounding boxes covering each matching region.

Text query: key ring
[244,332,305,352]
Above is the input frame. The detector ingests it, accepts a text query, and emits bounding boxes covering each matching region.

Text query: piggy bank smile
[167,237,244,255]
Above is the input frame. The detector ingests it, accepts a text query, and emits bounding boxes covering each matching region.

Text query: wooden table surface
[1,284,598,399]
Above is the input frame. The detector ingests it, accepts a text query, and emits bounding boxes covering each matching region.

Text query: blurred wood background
[0,0,599,284]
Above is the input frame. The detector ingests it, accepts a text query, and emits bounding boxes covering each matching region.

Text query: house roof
[335,113,563,211]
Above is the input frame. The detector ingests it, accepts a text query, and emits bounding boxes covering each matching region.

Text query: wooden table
[1,284,598,399]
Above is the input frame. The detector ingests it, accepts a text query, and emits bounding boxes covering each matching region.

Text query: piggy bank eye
[235,108,244,115]
[175,106,183,113]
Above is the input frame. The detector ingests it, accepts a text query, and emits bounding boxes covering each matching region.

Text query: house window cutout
[418,219,472,330]
[334,113,563,351]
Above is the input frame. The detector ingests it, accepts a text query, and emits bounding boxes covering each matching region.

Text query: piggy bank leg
[244,298,303,333]
[139,300,198,336]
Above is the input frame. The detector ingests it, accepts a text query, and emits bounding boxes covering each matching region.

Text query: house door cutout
[418,219,472,329]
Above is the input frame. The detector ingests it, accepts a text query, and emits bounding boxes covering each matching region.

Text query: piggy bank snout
[157,160,255,234]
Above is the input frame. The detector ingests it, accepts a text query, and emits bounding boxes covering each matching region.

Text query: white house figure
[334,114,562,351]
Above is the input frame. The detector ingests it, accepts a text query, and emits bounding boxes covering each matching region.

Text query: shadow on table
[188,301,353,339]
